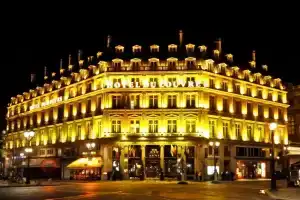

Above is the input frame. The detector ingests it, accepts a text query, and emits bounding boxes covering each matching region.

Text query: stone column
[120,145,129,180]
[141,145,146,167]
[160,145,164,172]
[102,145,112,180]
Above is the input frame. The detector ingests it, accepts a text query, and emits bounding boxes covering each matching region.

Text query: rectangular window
[97,96,102,110]
[168,95,177,108]
[224,146,231,157]
[86,121,92,136]
[112,120,121,133]
[57,126,62,142]
[77,124,81,139]
[269,107,273,119]
[223,122,229,138]
[47,149,54,155]
[186,120,196,133]
[258,90,263,98]
[168,77,176,83]
[247,102,252,117]
[131,78,140,84]
[167,120,177,133]
[246,87,251,96]
[288,116,295,135]
[209,96,216,111]
[97,121,102,138]
[209,120,215,137]
[149,120,158,133]
[186,95,195,108]
[222,81,228,91]
[68,125,72,141]
[235,124,241,139]
[186,77,195,83]
[235,84,240,94]
[112,95,121,109]
[247,125,253,140]
[130,95,140,109]
[149,95,158,108]
[235,100,241,115]
[149,78,158,87]
[258,126,263,141]
[87,99,91,113]
[40,149,45,156]
[258,105,264,118]
[223,98,228,113]
[278,108,283,120]
[209,79,215,88]
[130,120,140,133]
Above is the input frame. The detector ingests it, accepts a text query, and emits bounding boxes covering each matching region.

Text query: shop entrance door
[145,159,160,178]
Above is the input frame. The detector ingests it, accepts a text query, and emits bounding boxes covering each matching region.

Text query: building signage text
[30,96,63,110]
[106,81,203,89]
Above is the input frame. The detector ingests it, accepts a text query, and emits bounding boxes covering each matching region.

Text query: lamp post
[209,141,220,182]
[24,130,35,184]
[86,142,96,152]
[269,122,277,191]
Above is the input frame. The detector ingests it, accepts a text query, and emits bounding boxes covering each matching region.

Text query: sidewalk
[0,180,72,188]
[265,188,300,200]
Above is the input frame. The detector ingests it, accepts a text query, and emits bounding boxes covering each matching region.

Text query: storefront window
[164,145,177,177]
[236,161,266,179]
[128,145,142,178]
[145,145,160,178]
[185,146,195,175]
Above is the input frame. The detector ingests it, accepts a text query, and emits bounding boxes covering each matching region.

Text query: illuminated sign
[30,96,63,110]
[105,81,203,89]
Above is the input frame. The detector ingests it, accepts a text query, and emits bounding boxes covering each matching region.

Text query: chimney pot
[179,30,183,46]
[107,35,112,48]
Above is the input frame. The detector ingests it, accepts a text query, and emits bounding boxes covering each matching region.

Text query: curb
[0,183,69,188]
[264,189,285,200]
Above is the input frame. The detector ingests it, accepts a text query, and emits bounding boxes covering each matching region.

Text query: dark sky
[0,7,299,130]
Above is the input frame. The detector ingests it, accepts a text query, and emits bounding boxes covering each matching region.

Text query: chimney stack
[68,54,72,66]
[60,59,63,70]
[107,35,111,48]
[179,30,183,46]
[44,66,48,80]
[78,50,82,62]
[252,50,256,61]
[30,73,36,84]
[215,38,222,53]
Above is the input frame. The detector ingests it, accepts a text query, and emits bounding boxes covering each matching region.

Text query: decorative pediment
[146,114,160,118]
[128,114,142,118]
[183,113,198,118]
[109,114,124,118]
[165,114,179,118]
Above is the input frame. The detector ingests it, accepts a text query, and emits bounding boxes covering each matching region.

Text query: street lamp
[269,122,277,190]
[24,130,35,184]
[209,141,220,182]
[86,142,96,150]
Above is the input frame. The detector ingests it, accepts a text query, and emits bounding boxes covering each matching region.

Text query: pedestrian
[195,171,198,181]
[198,171,202,181]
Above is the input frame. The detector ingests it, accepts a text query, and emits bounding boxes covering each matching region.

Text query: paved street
[0,181,275,200]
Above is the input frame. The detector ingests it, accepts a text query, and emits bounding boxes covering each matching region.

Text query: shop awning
[67,157,103,169]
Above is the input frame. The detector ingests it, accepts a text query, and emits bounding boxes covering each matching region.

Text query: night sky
[0,9,299,131]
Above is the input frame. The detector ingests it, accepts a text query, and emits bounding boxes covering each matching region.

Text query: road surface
[0,180,273,200]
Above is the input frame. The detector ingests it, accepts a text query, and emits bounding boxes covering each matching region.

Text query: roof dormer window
[115,45,124,53]
[150,44,159,53]
[168,44,177,52]
[185,44,195,53]
[132,45,142,53]
[112,58,123,68]
[149,58,159,69]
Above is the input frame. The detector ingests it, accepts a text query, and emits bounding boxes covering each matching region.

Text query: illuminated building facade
[286,84,300,165]
[4,33,289,180]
